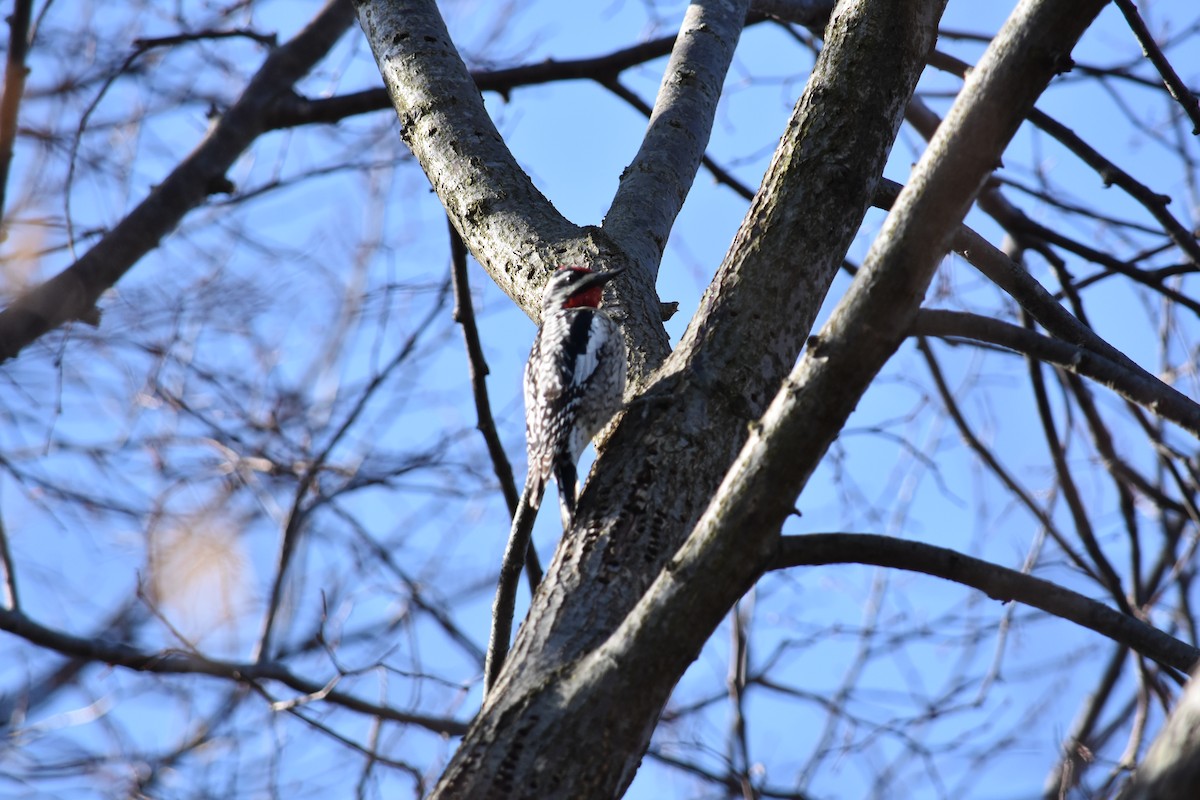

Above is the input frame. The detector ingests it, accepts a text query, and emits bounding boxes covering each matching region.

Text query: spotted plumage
[524,266,626,529]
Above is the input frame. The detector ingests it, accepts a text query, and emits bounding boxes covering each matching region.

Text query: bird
[523,265,627,529]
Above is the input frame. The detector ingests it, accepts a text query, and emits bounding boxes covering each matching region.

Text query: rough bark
[353,0,673,383]
[427,0,946,796]
[601,0,1114,730]
[1118,668,1200,800]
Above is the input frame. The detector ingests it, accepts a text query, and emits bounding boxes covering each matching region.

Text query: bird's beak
[583,266,626,290]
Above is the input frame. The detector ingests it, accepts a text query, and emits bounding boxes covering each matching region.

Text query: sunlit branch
[604,0,750,271]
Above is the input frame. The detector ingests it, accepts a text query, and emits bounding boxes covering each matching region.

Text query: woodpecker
[524,265,627,529]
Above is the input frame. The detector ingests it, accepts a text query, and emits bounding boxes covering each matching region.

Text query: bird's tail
[554,462,578,530]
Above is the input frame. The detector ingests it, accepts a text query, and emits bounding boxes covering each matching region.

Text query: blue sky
[3,0,1200,797]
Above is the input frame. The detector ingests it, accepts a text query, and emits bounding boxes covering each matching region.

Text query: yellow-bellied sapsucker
[524,265,626,528]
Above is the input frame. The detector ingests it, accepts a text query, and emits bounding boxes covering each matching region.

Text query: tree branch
[0,605,468,736]
[432,0,946,795]
[1112,0,1200,136]
[484,482,541,696]
[1118,666,1200,799]
[540,1,1105,794]
[771,534,1198,674]
[0,0,357,363]
[603,0,750,270]
[354,0,672,386]
[912,309,1200,441]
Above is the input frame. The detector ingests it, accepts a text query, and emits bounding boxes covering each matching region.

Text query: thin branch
[0,605,468,736]
[0,500,17,610]
[447,225,519,519]
[1112,0,1200,135]
[727,600,755,800]
[772,534,1198,674]
[484,483,541,696]
[1043,644,1129,799]
[267,32,685,128]
[911,309,1200,438]
[603,0,750,270]
[448,219,542,591]
[749,0,835,25]
[131,27,278,50]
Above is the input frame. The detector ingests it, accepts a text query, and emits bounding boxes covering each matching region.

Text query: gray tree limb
[536,0,1105,792]
[354,0,673,383]
[1118,666,1200,799]
[603,0,750,272]
[1118,671,1200,800]
[774,533,1198,674]
[430,0,946,795]
[912,309,1200,438]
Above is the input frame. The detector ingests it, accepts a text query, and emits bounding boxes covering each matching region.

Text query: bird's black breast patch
[560,309,597,383]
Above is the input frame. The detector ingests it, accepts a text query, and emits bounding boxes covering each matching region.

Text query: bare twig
[254,280,449,661]
[131,27,278,50]
[727,599,755,800]
[1112,0,1200,135]
[0,0,357,361]
[0,604,468,735]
